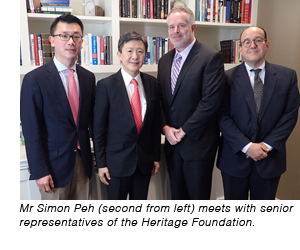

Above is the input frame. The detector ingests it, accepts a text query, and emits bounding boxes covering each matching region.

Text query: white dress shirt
[53,57,80,98]
[120,68,147,121]
[241,61,272,153]
[172,38,196,74]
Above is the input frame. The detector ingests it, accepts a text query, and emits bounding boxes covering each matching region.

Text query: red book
[244,0,250,23]
[149,0,153,19]
[100,37,105,65]
[33,34,40,66]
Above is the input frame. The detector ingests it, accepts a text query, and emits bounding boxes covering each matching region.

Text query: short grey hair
[167,6,195,26]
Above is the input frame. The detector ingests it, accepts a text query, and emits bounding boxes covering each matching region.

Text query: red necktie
[67,69,80,148]
[131,79,143,133]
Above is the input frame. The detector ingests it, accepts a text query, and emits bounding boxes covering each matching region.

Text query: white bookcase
[20,0,258,76]
[19,0,258,200]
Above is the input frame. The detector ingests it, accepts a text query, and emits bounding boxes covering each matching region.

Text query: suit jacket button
[170,107,175,112]
[74,149,77,152]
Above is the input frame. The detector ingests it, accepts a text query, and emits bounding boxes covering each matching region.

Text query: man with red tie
[20,15,95,199]
[93,31,161,200]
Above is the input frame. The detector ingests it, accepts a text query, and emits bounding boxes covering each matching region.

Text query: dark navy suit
[20,60,95,188]
[217,61,299,199]
[93,70,161,199]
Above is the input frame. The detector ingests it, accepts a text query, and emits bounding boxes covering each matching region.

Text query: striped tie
[171,53,182,95]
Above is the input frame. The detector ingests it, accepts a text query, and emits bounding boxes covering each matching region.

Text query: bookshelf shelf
[27,13,112,24]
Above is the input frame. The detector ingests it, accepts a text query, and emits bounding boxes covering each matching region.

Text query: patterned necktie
[67,69,79,125]
[251,69,264,117]
[131,79,143,133]
[171,53,182,95]
[67,69,80,149]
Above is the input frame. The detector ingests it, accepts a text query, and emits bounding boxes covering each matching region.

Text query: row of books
[195,0,252,23]
[119,0,177,19]
[26,0,72,14]
[143,37,174,65]
[79,34,113,66]
[28,33,113,66]
[29,33,54,66]
[220,39,241,64]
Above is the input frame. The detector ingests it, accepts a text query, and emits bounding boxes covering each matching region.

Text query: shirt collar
[245,61,265,73]
[175,38,196,58]
[53,57,76,72]
[121,68,142,86]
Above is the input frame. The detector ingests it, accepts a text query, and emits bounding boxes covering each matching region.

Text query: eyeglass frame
[240,37,267,47]
[52,33,83,42]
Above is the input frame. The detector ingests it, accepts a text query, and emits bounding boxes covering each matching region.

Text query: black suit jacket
[158,40,225,161]
[20,60,95,187]
[217,61,300,179]
[93,70,161,177]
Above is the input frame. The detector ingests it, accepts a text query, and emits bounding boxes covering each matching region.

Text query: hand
[175,127,186,140]
[246,142,269,161]
[36,175,54,193]
[151,161,160,176]
[98,167,111,185]
[162,125,181,145]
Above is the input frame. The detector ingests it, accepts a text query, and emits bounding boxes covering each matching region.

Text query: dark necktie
[251,69,264,117]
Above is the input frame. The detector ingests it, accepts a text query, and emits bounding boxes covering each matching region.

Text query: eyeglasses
[53,34,83,42]
[240,37,266,47]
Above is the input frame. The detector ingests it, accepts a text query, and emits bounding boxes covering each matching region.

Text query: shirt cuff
[262,142,273,151]
[241,142,252,154]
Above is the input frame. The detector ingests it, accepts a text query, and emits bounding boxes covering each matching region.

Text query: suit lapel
[46,60,74,125]
[115,70,136,125]
[258,61,277,120]
[172,41,200,101]
[235,63,257,118]
[76,65,86,125]
[164,50,175,102]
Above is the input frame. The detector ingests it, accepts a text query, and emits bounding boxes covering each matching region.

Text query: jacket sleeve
[20,73,51,180]
[93,80,109,168]
[182,51,225,140]
[263,70,300,151]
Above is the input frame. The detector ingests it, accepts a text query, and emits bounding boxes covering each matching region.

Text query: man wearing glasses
[21,14,95,199]
[217,27,300,199]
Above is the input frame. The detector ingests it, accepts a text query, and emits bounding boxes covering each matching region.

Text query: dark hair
[240,26,268,42]
[50,14,84,36]
[118,31,148,53]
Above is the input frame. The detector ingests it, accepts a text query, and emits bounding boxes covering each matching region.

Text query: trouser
[221,167,281,200]
[166,145,214,200]
[41,151,91,200]
[106,166,151,200]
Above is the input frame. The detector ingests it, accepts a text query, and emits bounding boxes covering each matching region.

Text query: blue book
[92,36,98,65]
[149,37,153,65]
[226,0,231,23]
[40,0,70,5]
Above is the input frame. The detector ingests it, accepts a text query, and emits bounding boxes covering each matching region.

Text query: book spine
[97,36,100,65]
[37,34,44,65]
[92,36,98,65]
[100,37,105,65]
[29,0,36,13]
[149,37,153,64]
[33,34,40,66]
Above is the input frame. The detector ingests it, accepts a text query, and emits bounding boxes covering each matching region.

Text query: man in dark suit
[217,26,300,199]
[20,14,95,199]
[93,31,161,200]
[158,6,225,200]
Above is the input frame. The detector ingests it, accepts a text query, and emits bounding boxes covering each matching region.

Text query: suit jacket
[157,40,225,161]
[20,60,95,187]
[93,70,161,177]
[217,61,300,179]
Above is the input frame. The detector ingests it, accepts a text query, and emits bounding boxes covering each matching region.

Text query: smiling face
[117,40,146,77]
[49,21,83,68]
[167,11,196,52]
[239,27,270,68]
